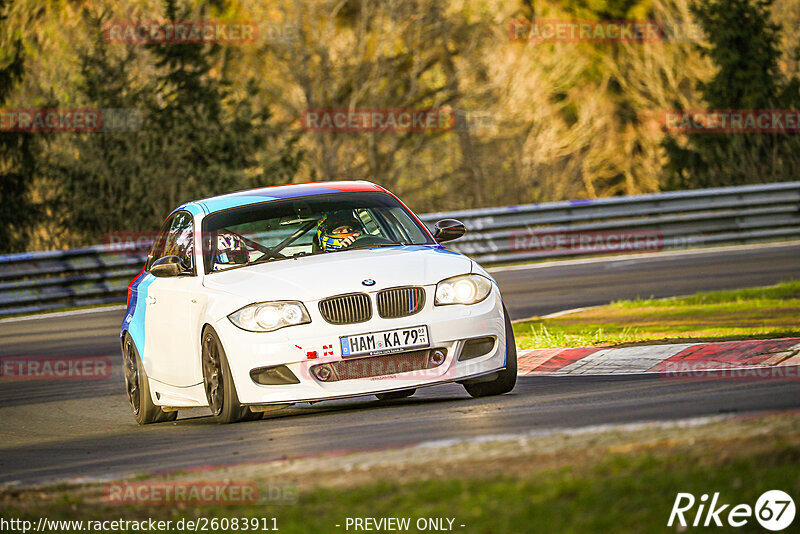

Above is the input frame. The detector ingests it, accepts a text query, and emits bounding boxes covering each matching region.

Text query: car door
[143,211,205,387]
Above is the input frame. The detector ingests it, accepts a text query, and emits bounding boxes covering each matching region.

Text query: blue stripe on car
[173,202,205,216]
[122,273,156,359]
[201,195,279,213]
[269,186,348,199]
[121,269,145,335]
[199,185,354,213]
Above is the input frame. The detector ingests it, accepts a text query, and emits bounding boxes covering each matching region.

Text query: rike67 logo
[669,490,796,531]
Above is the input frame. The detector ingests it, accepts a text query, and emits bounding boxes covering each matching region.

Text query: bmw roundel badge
[362,279,376,286]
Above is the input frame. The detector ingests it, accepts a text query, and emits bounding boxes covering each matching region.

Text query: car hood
[202,245,472,302]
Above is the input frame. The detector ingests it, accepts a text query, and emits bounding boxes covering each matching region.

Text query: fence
[1,182,798,317]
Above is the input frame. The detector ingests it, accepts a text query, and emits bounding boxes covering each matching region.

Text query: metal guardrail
[418,181,800,264]
[1,182,798,317]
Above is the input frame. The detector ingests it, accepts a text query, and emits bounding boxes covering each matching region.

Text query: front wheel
[122,334,177,425]
[202,327,260,424]
[463,307,517,398]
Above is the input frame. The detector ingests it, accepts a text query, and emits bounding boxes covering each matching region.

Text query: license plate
[340,326,429,358]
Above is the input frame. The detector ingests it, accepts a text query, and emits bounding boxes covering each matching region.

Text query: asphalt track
[0,243,798,487]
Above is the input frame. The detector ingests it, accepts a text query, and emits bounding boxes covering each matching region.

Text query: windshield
[201,191,434,273]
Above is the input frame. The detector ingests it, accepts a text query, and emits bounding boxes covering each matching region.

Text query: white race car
[121,181,516,424]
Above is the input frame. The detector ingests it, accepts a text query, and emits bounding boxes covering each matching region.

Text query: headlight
[228,301,311,332]
[435,274,492,305]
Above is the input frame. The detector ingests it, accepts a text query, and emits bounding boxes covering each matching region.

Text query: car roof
[174,181,388,216]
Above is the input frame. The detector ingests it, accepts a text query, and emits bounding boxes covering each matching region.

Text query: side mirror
[433,219,466,243]
[150,255,187,278]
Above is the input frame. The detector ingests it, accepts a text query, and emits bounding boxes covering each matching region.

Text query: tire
[376,389,416,401]
[463,306,517,398]
[201,326,259,424]
[122,333,178,425]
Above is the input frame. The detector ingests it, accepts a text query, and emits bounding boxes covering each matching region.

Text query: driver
[316,211,364,252]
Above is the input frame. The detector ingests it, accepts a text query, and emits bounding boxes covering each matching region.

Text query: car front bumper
[213,285,507,405]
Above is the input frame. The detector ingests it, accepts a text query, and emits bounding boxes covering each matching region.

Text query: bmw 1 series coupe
[121,181,516,424]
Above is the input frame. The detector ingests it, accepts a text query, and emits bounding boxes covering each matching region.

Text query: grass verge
[513,280,800,349]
